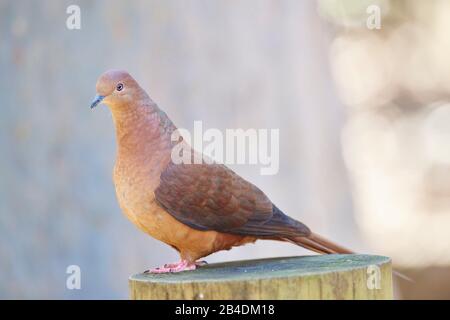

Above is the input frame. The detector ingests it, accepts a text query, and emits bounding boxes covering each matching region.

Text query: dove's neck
[111,100,176,171]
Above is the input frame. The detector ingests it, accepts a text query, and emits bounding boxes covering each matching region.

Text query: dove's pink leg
[145,260,207,273]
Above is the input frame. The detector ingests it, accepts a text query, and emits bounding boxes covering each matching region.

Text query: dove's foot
[144,259,207,273]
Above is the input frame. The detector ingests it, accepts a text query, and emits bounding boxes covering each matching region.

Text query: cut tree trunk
[129,254,393,299]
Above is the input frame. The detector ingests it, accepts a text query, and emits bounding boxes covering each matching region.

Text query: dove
[90,69,353,273]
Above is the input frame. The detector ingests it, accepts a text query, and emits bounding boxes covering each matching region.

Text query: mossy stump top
[129,254,393,300]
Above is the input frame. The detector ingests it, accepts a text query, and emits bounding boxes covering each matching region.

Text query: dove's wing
[154,161,310,237]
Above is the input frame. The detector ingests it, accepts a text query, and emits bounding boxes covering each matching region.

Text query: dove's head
[90,70,145,110]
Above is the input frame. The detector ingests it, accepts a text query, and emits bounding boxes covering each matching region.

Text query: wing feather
[155,161,310,237]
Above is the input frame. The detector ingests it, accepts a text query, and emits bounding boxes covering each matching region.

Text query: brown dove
[91,69,352,273]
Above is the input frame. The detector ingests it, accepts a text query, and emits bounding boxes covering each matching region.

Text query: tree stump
[129,254,392,299]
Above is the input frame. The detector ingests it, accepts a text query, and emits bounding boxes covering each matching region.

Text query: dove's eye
[116,83,124,91]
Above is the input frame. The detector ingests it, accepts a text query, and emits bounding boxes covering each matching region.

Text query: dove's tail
[286,232,413,282]
[289,232,353,255]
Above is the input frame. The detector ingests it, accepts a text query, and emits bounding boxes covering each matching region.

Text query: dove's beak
[90,95,105,109]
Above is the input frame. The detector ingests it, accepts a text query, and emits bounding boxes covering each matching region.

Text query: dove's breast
[113,159,163,234]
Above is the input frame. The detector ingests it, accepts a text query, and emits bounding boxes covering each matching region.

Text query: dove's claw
[144,259,207,273]
[195,260,208,267]
[145,260,197,273]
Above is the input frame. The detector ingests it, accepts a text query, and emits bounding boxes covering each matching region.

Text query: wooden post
[129,254,393,300]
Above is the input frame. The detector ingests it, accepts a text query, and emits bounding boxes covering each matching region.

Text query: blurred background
[1,0,449,299]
